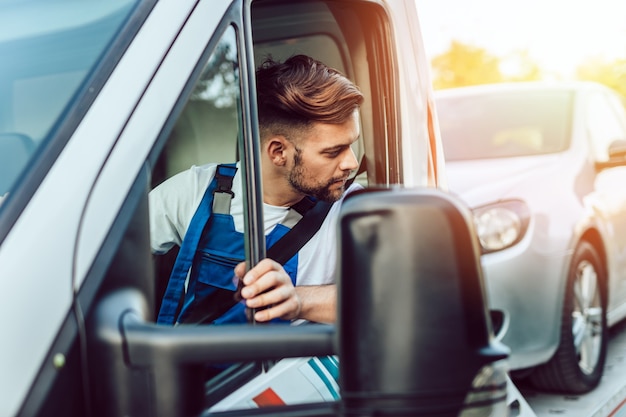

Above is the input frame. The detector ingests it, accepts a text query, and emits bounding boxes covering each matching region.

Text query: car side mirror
[608,139,626,159]
[338,187,509,416]
[596,139,626,170]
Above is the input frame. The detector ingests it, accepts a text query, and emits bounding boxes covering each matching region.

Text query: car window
[0,0,138,204]
[437,90,573,161]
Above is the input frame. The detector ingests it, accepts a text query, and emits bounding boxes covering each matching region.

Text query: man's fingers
[240,269,285,300]
[253,306,276,322]
[240,262,289,299]
[234,258,301,321]
[244,284,290,308]
[236,258,287,285]
[234,261,247,279]
[253,296,301,322]
[242,258,281,285]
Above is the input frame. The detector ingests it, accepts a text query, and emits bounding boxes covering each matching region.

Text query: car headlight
[472,200,530,254]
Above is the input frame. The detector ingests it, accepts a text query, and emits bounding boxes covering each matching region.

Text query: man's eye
[325,149,343,158]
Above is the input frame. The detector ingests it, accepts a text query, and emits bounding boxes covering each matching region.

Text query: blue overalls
[157,164,299,326]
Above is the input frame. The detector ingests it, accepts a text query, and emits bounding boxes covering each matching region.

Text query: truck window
[152,26,240,187]
[0,0,138,205]
[148,0,404,410]
[251,0,401,188]
[150,0,405,312]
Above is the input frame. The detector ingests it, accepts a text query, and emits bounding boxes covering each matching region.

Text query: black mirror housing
[337,187,509,416]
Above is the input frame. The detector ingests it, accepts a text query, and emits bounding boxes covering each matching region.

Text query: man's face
[287,110,360,202]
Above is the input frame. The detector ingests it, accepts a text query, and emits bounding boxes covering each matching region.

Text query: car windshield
[436,89,573,161]
[0,0,138,202]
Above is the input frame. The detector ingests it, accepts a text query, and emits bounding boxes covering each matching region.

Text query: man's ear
[265,136,290,166]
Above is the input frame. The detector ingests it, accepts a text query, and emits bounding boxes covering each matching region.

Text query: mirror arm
[121,310,336,366]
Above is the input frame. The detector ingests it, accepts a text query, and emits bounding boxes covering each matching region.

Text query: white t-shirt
[149,163,362,286]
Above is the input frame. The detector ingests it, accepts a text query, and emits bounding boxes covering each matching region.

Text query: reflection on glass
[437,90,573,161]
[164,27,240,177]
[0,0,138,198]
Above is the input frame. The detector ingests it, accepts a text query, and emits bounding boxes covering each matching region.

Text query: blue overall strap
[157,163,237,325]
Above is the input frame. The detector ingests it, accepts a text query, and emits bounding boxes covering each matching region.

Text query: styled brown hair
[256,55,364,142]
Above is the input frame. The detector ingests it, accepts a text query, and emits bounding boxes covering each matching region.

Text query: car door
[585,88,626,316]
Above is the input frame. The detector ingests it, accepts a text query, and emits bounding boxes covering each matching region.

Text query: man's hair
[256,55,364,142]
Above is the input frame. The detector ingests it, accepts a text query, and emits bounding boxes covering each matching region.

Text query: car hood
[445,154,564,207]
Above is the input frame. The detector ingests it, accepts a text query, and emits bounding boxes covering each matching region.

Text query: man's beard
[288,149,347,203]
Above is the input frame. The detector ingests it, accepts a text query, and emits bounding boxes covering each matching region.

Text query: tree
[431,40,503,89]
[191,37,239,108]
[576,57,626,98]
[500,50,543,82]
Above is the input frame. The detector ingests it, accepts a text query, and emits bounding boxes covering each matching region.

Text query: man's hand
[234,258,302,322]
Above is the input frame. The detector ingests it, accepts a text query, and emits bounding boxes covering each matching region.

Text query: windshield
[0,0,138,203]
[436,89,573,161]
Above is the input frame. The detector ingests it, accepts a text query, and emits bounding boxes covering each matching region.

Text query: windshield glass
[0,0,138,204]
[436,89,573,161]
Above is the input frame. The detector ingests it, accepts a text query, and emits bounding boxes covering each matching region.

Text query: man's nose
[340,147,359,172]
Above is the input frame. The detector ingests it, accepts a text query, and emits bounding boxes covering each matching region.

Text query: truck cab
[0,1,508,416]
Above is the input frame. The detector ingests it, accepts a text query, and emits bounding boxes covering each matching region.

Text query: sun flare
[418,0,626,79]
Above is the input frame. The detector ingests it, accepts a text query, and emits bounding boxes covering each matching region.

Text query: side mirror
[608,139,626,160]
[338,188,509,416]
[596,139,626,170]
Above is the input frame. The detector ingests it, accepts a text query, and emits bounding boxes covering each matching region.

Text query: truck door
[0,2,169,416]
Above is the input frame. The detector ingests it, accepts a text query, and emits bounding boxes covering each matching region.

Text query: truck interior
[150,0,402,334]
[151,0,399,190]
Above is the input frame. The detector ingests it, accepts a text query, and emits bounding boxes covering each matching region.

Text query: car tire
[530,241,607,394]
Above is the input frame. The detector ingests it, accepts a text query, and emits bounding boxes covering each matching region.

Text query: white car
[0,1,515,417]
[436,81,626,394]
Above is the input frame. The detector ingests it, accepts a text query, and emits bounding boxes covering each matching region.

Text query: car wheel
[530,241,607,394]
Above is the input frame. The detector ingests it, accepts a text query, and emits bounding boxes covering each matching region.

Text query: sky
[416,0,626,79]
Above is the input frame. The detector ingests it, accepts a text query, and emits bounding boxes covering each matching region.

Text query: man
[150,54,364,326]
